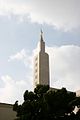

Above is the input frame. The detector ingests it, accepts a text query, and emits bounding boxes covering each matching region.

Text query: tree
[13,85,78,120]
[76,109,80,120]
[69,97,80,108]
[44,87,76,119]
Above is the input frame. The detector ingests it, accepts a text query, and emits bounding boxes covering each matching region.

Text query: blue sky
[0,0,80,104]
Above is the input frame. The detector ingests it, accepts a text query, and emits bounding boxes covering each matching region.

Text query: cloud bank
[46,45,80,91]
[0,49,33,104]
[0,0,80,30]
[0,75,33,104]
[0,45,80,103]
[8,49,32,68]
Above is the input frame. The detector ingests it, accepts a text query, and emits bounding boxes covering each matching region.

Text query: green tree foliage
[69,97,80,108]
[44,87,76,119]
[76,109,80,120]
[13,85,80,120]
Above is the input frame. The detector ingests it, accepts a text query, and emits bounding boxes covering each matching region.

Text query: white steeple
[34,31,50,88]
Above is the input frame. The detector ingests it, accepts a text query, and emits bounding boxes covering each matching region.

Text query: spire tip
[40,29,43,41]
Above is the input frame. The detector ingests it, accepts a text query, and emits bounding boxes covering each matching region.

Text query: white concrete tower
[34,30,49,88]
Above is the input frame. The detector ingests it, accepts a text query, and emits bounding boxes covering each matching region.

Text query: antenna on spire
[39,29,45,52]
[41,29,43,35]
[40,29,43,41]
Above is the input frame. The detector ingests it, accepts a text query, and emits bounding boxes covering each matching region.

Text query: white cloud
[46,45,80,91]
[8,49,27,60]
[0,75,33,104]
[0,0,30,15]
[8,49,33,68]
[0,49,34,103]
[0,0,80,30]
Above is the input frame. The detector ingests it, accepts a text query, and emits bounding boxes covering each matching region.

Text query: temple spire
[34,31,49,88]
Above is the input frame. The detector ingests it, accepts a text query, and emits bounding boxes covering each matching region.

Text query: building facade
[76,90,80,97]
[34,31,49,88]
[0,103,16,120]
